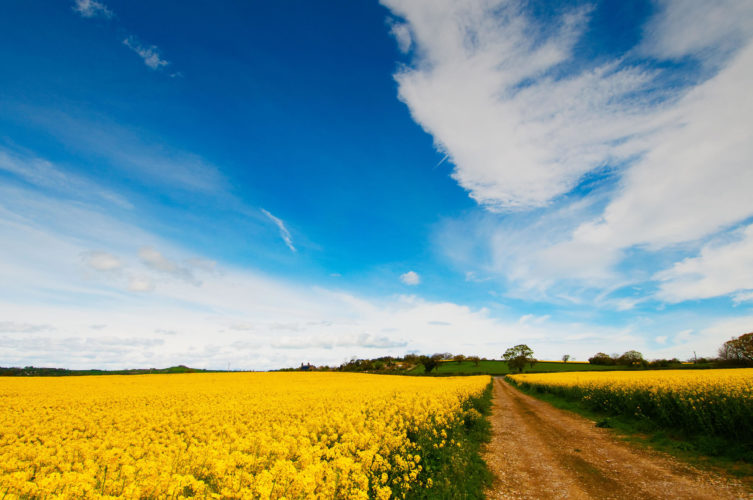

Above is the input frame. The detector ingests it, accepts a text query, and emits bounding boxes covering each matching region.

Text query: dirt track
[483,377,752,499]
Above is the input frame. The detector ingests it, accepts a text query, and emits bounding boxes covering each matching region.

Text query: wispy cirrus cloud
[383,0,663,211]
[640,0,753,62]
[261,209,296,252]
[4,108,226,195]
[654,224,753,303]
[0,148,133,209]
[123,36,170,70]
[72,0,112,19]
[72,1,174,74]
[388,0,753,306]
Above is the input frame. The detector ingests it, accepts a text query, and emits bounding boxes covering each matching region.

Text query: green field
[407,360,630,375]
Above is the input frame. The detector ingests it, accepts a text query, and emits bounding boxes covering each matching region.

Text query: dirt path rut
[483,377,752,499]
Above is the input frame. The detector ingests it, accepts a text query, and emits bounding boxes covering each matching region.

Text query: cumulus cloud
[128,276,155,292]
[400,271,420,285]
[261,209,296,252]
[388,19,412,53]
[72,0,112,19]
[81,250,122,272]
[138,246,199,285]
[123,36,169,70]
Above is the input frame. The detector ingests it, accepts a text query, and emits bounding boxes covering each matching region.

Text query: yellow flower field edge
[0,372,492,499]
[506,369,753,448]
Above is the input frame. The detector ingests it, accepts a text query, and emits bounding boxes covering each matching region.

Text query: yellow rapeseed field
[0,372,489,499]
[508,369,753,438]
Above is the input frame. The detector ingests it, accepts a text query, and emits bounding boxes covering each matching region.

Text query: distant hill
[0,365,210,376]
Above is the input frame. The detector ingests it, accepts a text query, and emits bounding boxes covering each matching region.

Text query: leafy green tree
[720,332,753,364]
[618,350,646,367]
[588,352,615,365]
[467,355,481,367]
[419,354,443,373]
[502,344,535,373]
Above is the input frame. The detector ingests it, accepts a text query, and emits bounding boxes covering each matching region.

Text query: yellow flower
[0,372,488,499]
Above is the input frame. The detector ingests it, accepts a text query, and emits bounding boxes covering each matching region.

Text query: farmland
[0,372,490,499]
[507,369,753,454]
[483,377,752,499]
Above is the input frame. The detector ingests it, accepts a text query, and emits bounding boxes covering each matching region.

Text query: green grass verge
[505,377,753,483]
[406,381,493,499]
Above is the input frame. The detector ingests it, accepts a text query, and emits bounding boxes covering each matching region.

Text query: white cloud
[654,224,753,303]
[0,321,52,333]
[675,329,693,343]
[400,271,420,285]
[561,40,753,254]
[72,0,112,19]
[501,35,753,293]
[272,333,407,350]
[382,0,662,210]
[81,250,122,272]
[4,108,226,195]
[0,189,659,368]
[0,149,133,209]
[138,246,200,285]
[261,209,296,252]
[670,316,753,358]
[640,0,753,61]
[123,36,169,70]
[388,19,412,53]
[734,291,753,305]
[128,276,155,293]
[398,1,753,304]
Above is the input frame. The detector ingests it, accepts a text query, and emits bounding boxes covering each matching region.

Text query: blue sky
[1,0,752,369]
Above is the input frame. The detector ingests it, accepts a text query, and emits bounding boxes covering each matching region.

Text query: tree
[719,332,753,365]
[419,354,443,374]
[562,354,571,363]
[467,355,481,367]
[502,344,536,373]
[588,352,615,365]
[617,350,646,367]
[454,354,466,364]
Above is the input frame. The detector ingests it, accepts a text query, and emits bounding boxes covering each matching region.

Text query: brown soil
[483,377,753,499]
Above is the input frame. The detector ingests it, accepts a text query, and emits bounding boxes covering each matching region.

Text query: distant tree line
[586,332,753,368]
[0,365,206,377]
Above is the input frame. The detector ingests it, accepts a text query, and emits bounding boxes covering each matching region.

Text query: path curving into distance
[483,377,752,500]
